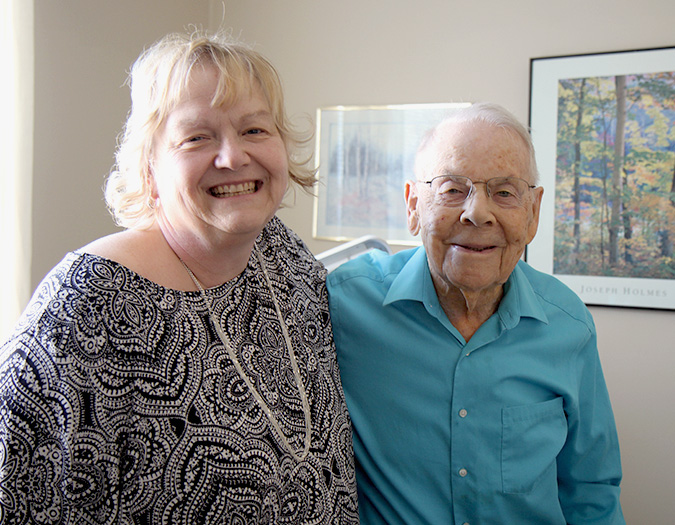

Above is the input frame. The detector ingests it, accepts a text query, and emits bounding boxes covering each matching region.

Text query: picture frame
[313,103,470,244]
[527,47,675,310]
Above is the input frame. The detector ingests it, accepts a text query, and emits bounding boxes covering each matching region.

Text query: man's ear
[526,186,544,244]
[405,180,421,236]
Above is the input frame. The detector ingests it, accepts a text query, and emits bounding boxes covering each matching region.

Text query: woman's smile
[209,180,260,197]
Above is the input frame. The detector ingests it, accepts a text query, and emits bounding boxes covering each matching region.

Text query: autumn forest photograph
[553,71,675,279]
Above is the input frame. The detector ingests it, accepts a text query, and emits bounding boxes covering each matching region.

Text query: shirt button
[459,409,468,418]
[459,468,468,477]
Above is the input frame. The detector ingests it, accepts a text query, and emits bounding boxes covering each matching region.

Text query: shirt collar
[383,248,549,327]
[497,261,549,327]
[383,246,428,306]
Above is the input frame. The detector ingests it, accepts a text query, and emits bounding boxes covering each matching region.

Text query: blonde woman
[0,31,358,524]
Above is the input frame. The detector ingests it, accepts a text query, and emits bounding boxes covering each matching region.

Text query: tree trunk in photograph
[622,167,633,264]
[609,75,626,267]
[572,78,586,267]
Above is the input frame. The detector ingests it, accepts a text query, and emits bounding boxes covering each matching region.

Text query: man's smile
[451,242,498,252]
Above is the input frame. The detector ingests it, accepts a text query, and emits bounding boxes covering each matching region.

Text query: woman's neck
[157,223,257,289]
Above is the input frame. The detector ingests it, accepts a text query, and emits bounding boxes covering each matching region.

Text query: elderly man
[327,103,624,524]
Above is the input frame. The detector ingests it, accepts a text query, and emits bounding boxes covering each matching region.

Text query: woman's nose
[214,137,250,171]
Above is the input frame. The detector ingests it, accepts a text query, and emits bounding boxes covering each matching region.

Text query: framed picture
[313,103,470,244]
[527,47,675,310]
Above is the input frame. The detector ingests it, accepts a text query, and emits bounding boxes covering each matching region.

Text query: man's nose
[214,137,250,170]
[459,183,495,226]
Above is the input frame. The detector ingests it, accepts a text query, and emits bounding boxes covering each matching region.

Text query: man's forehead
[415,120,530,177]
[415,121,476,165]
[432,120,527,155]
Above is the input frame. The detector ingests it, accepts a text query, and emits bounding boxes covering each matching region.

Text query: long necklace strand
[179,248,311,462]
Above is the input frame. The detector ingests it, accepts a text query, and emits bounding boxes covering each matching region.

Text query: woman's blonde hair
[105,30,315,229]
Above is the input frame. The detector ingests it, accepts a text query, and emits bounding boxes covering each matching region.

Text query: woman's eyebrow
[239,109,274,122]
[173,109,273,127]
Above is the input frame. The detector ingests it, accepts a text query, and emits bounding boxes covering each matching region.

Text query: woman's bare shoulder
[82,229,159,262]
[80,229,191,289]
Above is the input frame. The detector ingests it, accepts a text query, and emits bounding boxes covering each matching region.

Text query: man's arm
[557,327,625,524]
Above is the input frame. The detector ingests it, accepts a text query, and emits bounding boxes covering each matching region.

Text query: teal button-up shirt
[327,247,624,524]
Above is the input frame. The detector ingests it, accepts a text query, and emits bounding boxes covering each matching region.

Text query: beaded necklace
[179,247,311,462]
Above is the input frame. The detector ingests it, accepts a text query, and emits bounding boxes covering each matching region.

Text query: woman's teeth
[210,181,257,197]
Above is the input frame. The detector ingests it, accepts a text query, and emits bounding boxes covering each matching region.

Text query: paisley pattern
[0,217,358,524]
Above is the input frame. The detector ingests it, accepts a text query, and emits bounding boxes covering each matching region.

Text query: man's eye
[439,186,466,195]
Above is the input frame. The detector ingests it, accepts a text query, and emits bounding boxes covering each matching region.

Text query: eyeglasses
[421,175,536,208]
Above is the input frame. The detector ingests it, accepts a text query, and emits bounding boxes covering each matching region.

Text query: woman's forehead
[178,62,256,107]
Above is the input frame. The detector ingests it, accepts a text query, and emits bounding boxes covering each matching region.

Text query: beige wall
[32,1,674,523]
[32,0,214,285]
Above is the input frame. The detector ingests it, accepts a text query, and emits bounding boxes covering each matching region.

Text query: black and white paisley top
[0,217,358,524]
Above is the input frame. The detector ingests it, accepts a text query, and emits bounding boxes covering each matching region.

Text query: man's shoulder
[516,260,593,326]
[327,246,419,287]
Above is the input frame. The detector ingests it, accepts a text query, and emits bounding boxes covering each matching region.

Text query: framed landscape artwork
[313,103,470,245]
[527,47,675,310]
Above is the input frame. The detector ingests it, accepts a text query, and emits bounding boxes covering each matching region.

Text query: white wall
[32,1,674,523]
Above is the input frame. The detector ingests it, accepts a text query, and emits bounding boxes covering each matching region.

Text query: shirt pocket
[501,396,567,494]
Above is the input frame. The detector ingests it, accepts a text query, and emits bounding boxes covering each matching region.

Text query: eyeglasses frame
[420,174,537,207]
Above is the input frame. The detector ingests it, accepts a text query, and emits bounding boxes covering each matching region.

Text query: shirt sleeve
[0,266,124,524]
[0,333,75,523]
[556,321,625,524]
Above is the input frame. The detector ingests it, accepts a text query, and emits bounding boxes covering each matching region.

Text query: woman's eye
[178,135,208,148]
[245,128,265,136]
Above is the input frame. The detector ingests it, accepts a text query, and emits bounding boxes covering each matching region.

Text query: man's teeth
[210,181,256,197]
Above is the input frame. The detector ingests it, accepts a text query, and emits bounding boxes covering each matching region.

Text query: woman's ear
[146,159,159,200]
[405,180,421,236]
